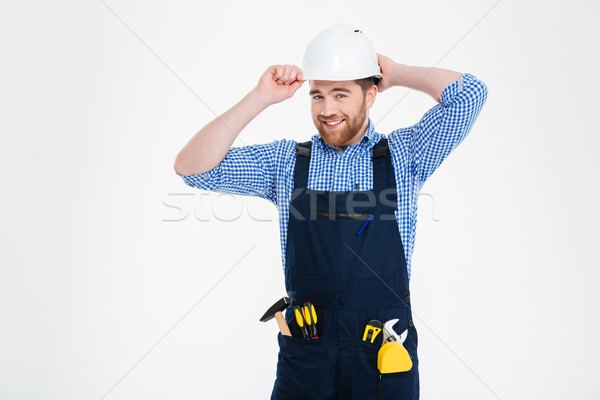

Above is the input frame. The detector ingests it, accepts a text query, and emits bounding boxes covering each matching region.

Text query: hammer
[260,297,292,336]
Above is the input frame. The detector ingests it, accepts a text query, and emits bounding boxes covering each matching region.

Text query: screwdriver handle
[303,303,319,339]
[294,306,310,339]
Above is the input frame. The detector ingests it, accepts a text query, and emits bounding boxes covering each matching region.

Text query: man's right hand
[174,65,304,177]
[254,65,305,106]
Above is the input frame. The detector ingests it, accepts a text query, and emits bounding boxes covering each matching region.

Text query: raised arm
[376,53,463,103]
[173,65,305,176]
[379,53,488,186]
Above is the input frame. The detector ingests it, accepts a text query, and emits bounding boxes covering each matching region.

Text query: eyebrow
[309,87,352,96]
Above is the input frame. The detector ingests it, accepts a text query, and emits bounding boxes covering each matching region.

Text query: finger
[291,66,304,82]
[286,65,301,84]
[272,65,284,81]
[282,66,302,86]
[283,65,298,85]
[288,78,305,93]
[277,65,293,84]
[274,65,287,84]
[285,65,297,83]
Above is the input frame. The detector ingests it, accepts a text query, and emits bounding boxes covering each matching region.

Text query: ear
[365,84,378,109]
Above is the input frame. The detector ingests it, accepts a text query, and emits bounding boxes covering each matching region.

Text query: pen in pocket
[356,213,375,236]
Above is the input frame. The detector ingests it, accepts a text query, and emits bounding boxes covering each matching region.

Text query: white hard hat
[301,24,382,81]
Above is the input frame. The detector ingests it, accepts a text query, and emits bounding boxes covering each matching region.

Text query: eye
[336,94,346,99]
[312,95,323,100]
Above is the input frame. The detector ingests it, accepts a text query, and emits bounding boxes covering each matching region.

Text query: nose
[320,97,338,118]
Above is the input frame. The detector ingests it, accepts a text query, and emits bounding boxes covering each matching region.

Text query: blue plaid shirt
[177,73,488,280]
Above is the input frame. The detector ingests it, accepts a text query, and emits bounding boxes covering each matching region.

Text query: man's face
[309,80,375,148]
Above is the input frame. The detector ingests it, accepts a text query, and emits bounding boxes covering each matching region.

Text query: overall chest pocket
[287,189,403,281]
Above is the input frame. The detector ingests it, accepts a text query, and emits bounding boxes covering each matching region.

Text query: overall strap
[293,140,312,189]
[293,138,392,192]
[372,138,394,195]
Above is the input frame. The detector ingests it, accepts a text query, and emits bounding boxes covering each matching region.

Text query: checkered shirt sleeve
[411,72,488,187]
[176,140,285,205]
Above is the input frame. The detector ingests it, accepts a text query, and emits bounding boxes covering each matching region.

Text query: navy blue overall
[270,138,420,400]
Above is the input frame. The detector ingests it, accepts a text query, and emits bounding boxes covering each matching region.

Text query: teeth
[325,120,342,125]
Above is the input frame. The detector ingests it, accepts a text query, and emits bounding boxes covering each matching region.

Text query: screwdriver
[294,306,310,339]
[302,302,319,339]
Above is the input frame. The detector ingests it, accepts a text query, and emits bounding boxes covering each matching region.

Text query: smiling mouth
[322,119,345,129]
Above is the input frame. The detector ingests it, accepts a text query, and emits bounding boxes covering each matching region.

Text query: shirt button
[338,298,345,306]
[408,319,414,327]
[405,295,410,304]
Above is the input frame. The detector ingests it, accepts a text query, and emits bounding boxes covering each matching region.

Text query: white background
[1,0,599,399]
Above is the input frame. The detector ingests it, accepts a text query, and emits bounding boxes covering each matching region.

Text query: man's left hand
[376,53,400,93]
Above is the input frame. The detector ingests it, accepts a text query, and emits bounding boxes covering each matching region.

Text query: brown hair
[353,76,380,95]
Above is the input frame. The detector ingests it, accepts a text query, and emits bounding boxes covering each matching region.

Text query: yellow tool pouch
[377,342,413,373]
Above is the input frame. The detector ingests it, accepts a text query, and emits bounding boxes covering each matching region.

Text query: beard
[314,99,368,148]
